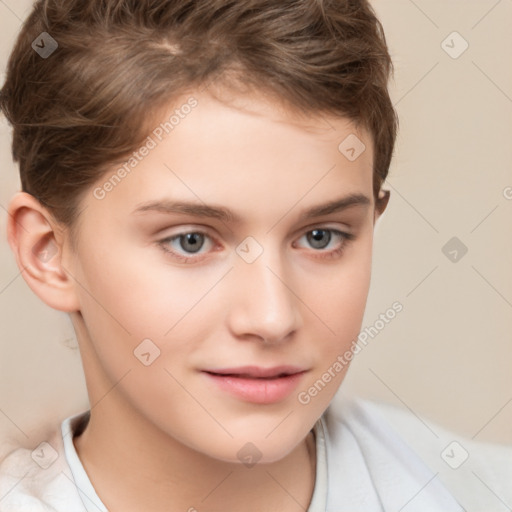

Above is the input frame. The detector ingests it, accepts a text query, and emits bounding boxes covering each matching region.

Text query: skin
[7,86,389,512]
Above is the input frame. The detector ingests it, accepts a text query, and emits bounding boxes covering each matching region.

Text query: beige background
[1,0,511,453]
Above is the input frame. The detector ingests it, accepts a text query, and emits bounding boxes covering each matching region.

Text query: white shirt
[0,394,510,511]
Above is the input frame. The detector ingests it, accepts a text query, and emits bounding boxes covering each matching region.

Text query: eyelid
[154,223,215,238]
[293,220,353,237]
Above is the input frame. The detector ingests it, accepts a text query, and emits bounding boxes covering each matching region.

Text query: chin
[197,435,302,466]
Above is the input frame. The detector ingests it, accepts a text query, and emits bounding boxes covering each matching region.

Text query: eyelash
[157,227,355,264]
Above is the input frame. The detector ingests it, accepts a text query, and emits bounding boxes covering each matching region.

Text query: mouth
[201,366,308,404]
[202,365,306,379]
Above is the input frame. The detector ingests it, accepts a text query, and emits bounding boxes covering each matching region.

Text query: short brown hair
[0,0,398,235]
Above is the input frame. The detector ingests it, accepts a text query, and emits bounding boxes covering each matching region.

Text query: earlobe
[7,192,80,312]
[374,188,390,222]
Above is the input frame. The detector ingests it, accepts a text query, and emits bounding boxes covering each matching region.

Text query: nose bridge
[229,237,301,342]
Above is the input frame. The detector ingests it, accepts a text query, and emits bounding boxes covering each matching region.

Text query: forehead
[83,88,374,229]
[186,85,372,150]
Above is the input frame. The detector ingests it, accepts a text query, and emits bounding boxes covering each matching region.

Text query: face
[65,88,380,464]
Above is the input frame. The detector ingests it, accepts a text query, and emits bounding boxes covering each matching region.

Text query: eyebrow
[132,193,371,223]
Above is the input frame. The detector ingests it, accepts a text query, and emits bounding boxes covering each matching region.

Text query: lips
[201,365,308,404]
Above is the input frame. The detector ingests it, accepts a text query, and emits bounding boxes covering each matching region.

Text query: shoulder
[364,398,512,511]
[0,418,86,512]
[325,394,512,512]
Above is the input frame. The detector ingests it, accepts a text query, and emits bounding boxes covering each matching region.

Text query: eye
[158,230,215,262]
[157,227,355,264]
[294,228,355,259]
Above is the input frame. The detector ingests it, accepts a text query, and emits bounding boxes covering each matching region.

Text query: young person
[0,1,510,511]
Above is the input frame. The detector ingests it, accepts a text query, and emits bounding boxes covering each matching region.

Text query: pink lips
[202,365,307,404]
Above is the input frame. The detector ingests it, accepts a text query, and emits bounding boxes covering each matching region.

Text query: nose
[226,245,302,344]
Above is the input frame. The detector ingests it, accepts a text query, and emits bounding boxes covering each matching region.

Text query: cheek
[72,234,232,389]
[75,236,217,334]
[72,240,221,413]
[308,233,373,337]
[298,233,373,401]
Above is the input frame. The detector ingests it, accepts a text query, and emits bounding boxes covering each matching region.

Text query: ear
[6,192,80,312]
[374,188,390,223]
